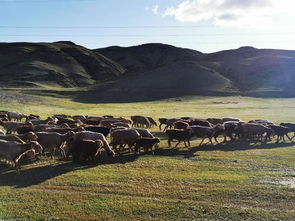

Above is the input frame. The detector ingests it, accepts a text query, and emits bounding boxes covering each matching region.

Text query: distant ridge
[1,42,295,101]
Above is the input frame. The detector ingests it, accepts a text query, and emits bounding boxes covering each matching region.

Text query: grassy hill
[0,41,126,88]
[1,42,295,101]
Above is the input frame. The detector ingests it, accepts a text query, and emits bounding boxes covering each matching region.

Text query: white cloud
[163,0,295,28]
[152,5,159,15]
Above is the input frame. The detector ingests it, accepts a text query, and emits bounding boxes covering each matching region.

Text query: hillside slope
[0,41,126,87]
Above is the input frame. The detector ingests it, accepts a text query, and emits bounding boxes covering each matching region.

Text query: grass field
[1,93,295,220]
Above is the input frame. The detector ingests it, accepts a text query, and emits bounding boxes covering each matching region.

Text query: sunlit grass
[0,94,295,220]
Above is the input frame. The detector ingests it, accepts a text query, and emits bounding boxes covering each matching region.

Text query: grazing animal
[135,128,154,138]
[146,117,157,127]
[7,112,27,122]
[267,125,291,143]
[131,116,151,128]
[280,123,295,139]
[189,124,225,146]
[134,137,160,154]
[173,121,190,130]
[36,131,74,159]
[0,140,43,173]
[165,129,192,148]
[110,129,141,153]
[158,118,168,131]
[70,139,103,163]
[84,126,111,137]
[69,131,115,159]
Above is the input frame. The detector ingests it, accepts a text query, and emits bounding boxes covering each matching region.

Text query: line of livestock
[0,111,295,173]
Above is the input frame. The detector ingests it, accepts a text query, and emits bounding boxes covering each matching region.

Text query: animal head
[30,141,43,155]
[27,132,38,141]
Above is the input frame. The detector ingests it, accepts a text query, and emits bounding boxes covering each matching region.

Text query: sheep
[165,129,192,148]
[0,120,31,134]
[84,126,111,137]
[70,139,103,163]
[17,132,38,142]
[131,116,151,128]
[214,121,240,143]
[0,140,43,173]
[0,134,26,143]
[33,124,57,132]
[28,117,56,126]
[44,126,84,134]
[189,124,225,146]
[110,122,130,128]
[173,121,190,130]
[134,137,160,154]
[222,117,240,123]
[0,129,4,135]
[189,119,212,128]
[146,117,157,127]
[280,123,295,139]
[69,131,115,159]
[158,118,168,131]
[267,125,291,143]
[135,128,154,138]
[17,124,34,134]
[7,111,27,122]
[207,118,223,125]
[35,131,75,159]
[237,122,272,143]
[110,129,141,153]
[72,115,88,121]
[163,118,181,131]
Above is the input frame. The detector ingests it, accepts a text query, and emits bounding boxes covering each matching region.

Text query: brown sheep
[173,121,190,130]
[158,118,168,131]
[165,129,192,148]
[0,140,43,173]
[110,129,141,153]
[131,116,151,128]
[69,131,115,159]
[189,124,225,146]
[36,131,75,159]
[134,137,160,154]
[70,139,103,163]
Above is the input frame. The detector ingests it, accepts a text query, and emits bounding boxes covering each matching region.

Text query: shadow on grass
[154,141,295,159]
[0,154,139,188]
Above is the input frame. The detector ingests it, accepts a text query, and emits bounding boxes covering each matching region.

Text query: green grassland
[1,93,295,220]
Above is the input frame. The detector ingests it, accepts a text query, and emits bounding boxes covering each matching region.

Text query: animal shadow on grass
[154,140,295,159]
[0,154,139,188]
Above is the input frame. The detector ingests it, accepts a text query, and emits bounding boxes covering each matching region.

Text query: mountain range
[1,41,295,102]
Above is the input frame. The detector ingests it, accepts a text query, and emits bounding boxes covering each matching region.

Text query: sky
[1,0,295,53]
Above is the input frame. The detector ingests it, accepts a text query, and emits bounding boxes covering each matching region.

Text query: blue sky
[1,0,295,52]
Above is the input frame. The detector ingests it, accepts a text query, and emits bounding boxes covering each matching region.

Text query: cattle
[165,129,192,148]
[70,139,103,163]
[134,137,160,154]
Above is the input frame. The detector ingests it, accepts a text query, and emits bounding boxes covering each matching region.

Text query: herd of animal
[0,111,295,173]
